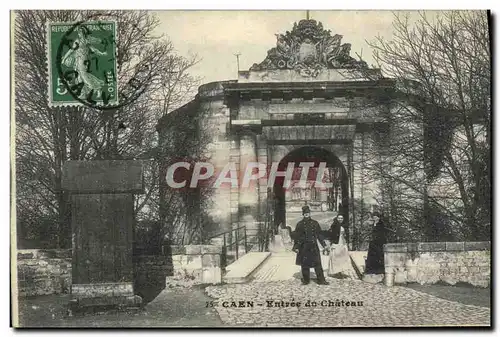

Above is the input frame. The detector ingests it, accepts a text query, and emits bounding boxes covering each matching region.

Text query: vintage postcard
[11,10,491,328]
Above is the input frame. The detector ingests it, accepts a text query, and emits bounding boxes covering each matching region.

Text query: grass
[404,282,491,308]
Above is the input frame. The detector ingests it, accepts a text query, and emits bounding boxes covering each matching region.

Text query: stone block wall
[133,255,173,285]
[166,245,222,285]
[384,242,490,288]
[17,244,223,297]
[16,249,72,297]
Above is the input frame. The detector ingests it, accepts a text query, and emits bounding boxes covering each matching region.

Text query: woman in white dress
[327,215,352,278]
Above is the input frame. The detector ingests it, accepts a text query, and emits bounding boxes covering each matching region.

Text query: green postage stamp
[47,21,118,107]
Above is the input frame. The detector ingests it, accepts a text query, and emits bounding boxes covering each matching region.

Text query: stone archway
[272,146,349,241]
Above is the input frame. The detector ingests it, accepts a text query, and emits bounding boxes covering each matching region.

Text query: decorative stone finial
[250,19,368,77]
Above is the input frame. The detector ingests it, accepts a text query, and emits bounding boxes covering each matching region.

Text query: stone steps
[223,252,271,284]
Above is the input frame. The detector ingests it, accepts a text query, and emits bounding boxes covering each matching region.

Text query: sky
[152,10,413,85]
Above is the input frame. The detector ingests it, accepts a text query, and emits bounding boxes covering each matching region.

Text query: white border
[7,1,498,10]
[4,3,498,337]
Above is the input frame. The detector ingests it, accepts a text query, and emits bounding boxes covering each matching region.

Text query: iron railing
[205,226,259,270]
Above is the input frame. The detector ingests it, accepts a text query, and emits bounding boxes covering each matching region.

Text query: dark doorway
[272,146,350,242]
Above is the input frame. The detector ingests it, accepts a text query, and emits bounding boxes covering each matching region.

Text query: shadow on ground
[134,276,167,305]
[404,282,490,308]
[16,285,223,327]
[133,251,174,306]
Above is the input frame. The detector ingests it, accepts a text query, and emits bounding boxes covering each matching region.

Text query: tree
[364,11,491,240]
[154,101,219,250]
[14,10,200,248]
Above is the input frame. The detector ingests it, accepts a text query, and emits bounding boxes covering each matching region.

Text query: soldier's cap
[302,206,311,214]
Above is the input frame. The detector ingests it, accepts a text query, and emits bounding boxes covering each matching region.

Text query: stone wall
[17,244,223,297]
[16,249,72,297]
[165,245,222,285]
[384,242,490,288]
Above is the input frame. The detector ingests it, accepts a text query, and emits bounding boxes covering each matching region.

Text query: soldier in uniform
[292,206,330,285]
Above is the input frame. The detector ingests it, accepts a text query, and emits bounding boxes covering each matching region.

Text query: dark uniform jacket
[292,218,326,268]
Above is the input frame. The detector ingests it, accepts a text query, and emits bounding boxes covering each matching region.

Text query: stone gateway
[157,19,417,249]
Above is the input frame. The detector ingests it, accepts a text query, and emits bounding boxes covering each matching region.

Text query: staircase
[223,252,271,284]
[223,231,364,284]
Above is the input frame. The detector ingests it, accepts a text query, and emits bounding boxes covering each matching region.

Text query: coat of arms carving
[250,19,368,77]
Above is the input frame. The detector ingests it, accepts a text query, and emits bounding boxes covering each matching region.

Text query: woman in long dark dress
[364,212,387,274]
[329,215,343,245]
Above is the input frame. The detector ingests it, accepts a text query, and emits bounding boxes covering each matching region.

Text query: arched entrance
[272,146,350,242]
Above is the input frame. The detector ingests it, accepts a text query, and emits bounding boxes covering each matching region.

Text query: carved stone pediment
[250,19,368,77]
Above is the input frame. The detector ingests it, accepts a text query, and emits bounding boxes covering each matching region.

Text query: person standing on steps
[292,206,330,285]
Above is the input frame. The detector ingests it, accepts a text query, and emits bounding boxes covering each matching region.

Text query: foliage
[14,10,200,248]
[363,11,491,241]
[156,102,217,248]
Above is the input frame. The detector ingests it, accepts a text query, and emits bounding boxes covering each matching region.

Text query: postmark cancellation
[47,20,118,107]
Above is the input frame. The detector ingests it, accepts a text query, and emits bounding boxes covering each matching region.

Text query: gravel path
[205,278,491,327]
[252,253,358,282]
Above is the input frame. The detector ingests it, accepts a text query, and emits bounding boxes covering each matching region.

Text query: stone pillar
[383,243,408,287]
[229,137,240,229]
[256,135,269,225]
[238,133,259,229]
[353,132,378,209]
[62,160,144,309]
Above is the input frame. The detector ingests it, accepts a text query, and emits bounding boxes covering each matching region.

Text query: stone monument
[62,160,144,310]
